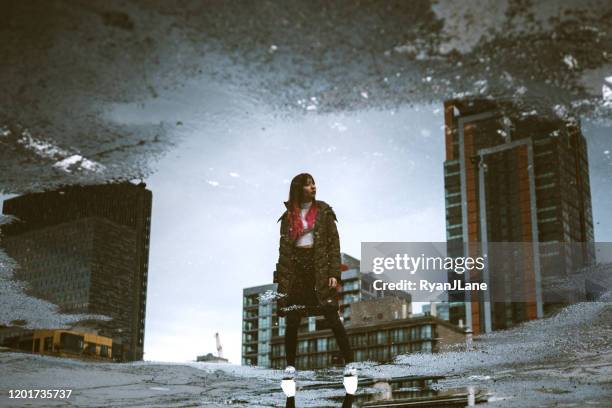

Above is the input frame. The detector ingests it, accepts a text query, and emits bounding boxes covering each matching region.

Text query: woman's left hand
[328,277,338,288]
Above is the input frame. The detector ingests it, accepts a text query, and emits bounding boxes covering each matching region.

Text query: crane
[214,332,223,359]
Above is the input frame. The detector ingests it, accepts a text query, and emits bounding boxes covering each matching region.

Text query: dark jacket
[274,200,341,317]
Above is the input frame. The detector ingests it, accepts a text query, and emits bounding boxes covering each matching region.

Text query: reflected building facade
[242,283,277,367]
[339,253,411,322]
[443,99,595,334]
[0,183,152,361]
[242,253,413,368]
[269,301,464,370]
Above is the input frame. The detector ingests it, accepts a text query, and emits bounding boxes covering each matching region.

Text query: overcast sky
[131,80,450,364]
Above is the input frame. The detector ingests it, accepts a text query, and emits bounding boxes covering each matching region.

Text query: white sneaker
[283,365,296,380]
[281,366,297,398]
[343,364,358,395]
[281,378,296,397]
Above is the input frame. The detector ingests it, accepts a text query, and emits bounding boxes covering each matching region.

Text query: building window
[44,337,53,352]
[278,317,285,336]
[296,356,308,368]
[271,344,285,357]
[421,325,432,339]
[308,317,316,332]
[298,340,308,354]
[317,338,328,352]
[86,343,97,355]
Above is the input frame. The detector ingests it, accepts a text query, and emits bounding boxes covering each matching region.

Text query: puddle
[292,376,487,407]
[534,387,572,395]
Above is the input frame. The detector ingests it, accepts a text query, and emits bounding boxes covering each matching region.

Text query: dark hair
[288,173,315,210]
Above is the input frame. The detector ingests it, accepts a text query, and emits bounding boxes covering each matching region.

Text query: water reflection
[1,1,612,193]
[0,3,610,406]
[286,394,355,408]
[0,183,151,362]
[287,376,485,407]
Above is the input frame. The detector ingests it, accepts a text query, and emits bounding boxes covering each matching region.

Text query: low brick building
[3,329,113,361]
[269,313,466,370]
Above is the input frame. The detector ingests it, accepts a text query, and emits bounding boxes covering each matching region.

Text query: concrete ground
[1,299,611,407]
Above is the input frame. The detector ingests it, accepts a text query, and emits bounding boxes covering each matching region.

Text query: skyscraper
[443,99,594,334]
[241,283,278,367]
[1,182,152,361]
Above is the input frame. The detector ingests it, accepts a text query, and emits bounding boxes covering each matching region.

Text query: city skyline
[1,183,152,361]
[1,1,611,404]
[1,105,611,365]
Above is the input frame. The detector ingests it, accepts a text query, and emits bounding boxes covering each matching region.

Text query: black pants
[284,309,354,367]
[283,248,353,367]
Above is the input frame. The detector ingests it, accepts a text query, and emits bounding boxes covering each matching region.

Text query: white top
[295,201,314,247]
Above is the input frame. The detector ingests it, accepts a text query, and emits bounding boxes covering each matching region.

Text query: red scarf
[289,202,318,241]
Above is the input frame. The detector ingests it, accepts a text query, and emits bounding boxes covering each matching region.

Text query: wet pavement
[1,298,610,407]
[1,2,611,407]
[1,1,612,193]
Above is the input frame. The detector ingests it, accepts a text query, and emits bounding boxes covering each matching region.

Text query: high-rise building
[443,99,595,334]
[0,183,152,361]
[241,283,279,367]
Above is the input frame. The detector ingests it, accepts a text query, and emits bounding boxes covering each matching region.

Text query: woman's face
[302,178,316,202]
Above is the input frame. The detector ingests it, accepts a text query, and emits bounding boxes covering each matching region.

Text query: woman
[274,173,355,380]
